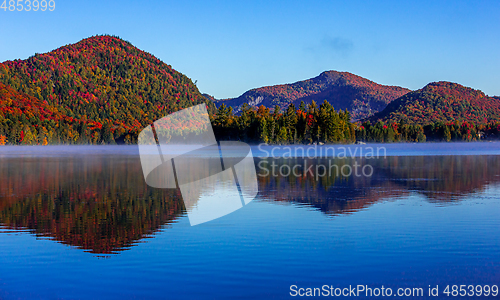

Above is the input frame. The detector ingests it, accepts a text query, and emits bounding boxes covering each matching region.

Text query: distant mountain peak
[214,70,410,121]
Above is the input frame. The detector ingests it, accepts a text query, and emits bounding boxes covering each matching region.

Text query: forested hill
[0,35,214,144]
[369,81,500,125]
[214,71,410,121]
[0,82,67,144]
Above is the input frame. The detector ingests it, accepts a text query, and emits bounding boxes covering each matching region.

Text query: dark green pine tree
[284,104,297,143]
[101,121,116,144]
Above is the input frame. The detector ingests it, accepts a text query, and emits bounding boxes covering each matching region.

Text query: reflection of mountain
[256,157,406,215]
[1,152,499,254]
[0,154,184,254]
[255,156,500,214]
[376,155,500,202]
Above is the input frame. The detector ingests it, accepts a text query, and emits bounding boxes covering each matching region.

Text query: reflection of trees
[1,153,499,253]
[374,156,500,202]
[256,156,500,214]
[0,155,184,254]
[256,157,406,215]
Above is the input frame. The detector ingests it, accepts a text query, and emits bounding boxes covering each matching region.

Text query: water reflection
[0,154,184,254]
[255,155,500,214]
[379,156,500,203]
[1,149,500,254]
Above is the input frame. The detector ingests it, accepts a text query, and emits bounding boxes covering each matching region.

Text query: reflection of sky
[184,169,242,226]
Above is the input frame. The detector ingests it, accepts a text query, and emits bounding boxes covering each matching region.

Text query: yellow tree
[0,135,7,145]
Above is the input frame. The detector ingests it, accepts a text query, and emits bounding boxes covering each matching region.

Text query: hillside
[0,82,87,144]
[0,81,66,124]
[0,35,214,144]
[214,71,410,120]
[369,81,500,125]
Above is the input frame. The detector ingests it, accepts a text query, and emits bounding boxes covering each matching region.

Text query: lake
[0,143,499,299]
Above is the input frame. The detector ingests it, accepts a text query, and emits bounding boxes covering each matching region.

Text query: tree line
[212,100,500,144]
[2,100,500,145]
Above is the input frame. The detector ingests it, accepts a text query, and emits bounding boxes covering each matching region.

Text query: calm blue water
[0,144,499,299]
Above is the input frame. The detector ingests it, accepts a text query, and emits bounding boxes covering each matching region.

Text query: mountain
[214,71,410,121]
[0,35,214,144]
[202,93,217,103]
[369,81,500,125]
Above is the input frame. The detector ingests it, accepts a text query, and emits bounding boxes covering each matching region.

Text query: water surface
[0,144,499,299]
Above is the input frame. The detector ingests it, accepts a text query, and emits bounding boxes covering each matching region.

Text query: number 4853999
[1,0,55,11]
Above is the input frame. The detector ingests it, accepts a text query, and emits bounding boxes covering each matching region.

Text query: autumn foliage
[215,71,410,121]
[1,36,500,145]
[370,81,500,125]
[0,35,214,145]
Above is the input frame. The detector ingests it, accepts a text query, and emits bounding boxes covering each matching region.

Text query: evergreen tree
[101,121,115,144]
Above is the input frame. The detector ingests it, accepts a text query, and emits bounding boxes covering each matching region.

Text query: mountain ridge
[368,81,500,125]
[1,35,499,145]
[213,70,411,120]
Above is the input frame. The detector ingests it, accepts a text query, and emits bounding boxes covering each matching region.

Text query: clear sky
[1,0,499,98]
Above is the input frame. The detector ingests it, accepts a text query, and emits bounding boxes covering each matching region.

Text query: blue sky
[1,0,499,98]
